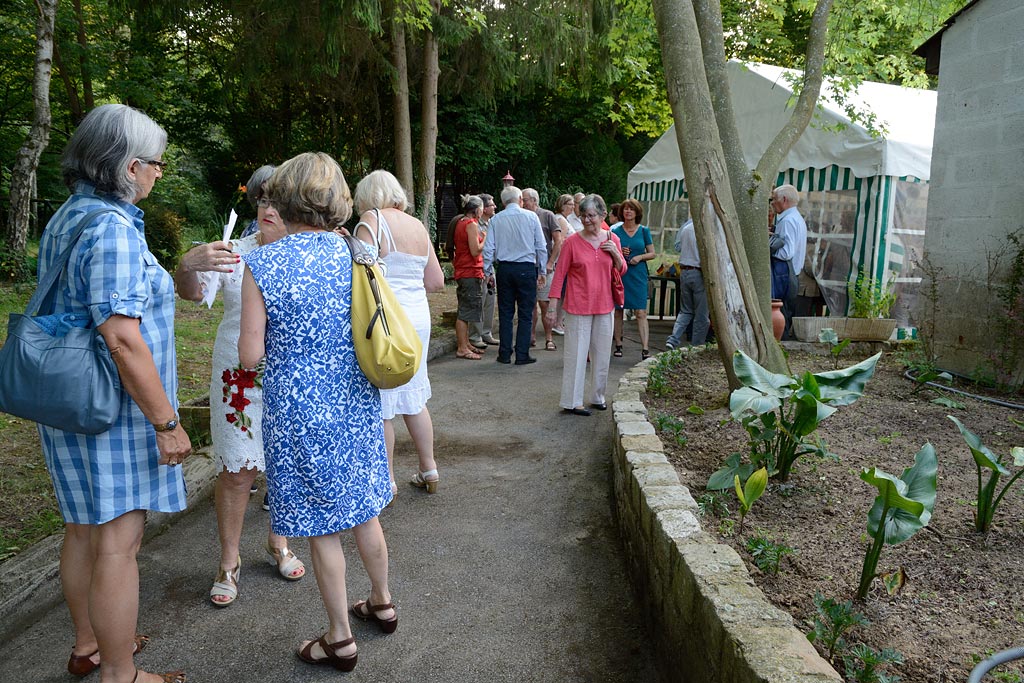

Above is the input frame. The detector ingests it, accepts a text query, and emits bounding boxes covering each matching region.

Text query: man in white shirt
[769,184,807,340]
[482,186,548,365]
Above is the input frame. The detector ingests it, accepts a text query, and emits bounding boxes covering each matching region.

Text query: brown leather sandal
[351,599,398,634]
[68,634,150,677]
[297,635,357,672]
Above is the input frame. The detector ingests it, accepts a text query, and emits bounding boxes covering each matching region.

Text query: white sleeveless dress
[368,211,432,419]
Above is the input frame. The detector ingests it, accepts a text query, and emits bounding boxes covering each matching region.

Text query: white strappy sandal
[410,469,439,494]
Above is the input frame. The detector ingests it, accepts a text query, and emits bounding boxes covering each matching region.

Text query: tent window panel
[893,180,929,233]
[802,189,859,317]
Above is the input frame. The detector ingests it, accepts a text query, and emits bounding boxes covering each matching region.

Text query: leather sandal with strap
[410,469,439,494]
[68,634,150,677]
[209,557,240,607]
[351,599,398,634]
[265,543,306,581]
[297,634,357,672]
[131,669,187,683]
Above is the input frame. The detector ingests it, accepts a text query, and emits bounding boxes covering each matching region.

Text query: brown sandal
[297,634,357,672]
[68,634,150,677]
[351,599,398,634]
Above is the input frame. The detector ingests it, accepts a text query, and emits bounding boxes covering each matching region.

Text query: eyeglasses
[581,212,605,221]
[139,159,168,171]
[256,197,275,208]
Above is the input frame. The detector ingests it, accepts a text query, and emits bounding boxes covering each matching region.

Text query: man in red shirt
[452,195,486,359]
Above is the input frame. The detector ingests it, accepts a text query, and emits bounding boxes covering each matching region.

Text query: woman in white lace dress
[175,166,306,607]
[352,170,445,495]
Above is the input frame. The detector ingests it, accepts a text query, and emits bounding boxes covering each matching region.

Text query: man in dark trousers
[482,186,547,365]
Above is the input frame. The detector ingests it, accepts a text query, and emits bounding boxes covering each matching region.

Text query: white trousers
[560,311,614,409]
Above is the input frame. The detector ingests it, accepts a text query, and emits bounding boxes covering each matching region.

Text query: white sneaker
[552,327,565,336]
[665,340,677,349]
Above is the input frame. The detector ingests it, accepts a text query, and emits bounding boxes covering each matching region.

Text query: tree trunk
[6,0,58,256]
[697,0,834,328]
[416,0,440,231]
[73,0,95,111]
[389,4,415,209]
[52,40,84,125]
[651,0,785,385]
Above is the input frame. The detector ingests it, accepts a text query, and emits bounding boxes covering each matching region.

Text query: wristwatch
[153,416,179,432]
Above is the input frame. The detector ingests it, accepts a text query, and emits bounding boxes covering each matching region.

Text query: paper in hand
[222,209,238,243]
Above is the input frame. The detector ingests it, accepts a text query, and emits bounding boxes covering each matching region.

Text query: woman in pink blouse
[546,194,626,416]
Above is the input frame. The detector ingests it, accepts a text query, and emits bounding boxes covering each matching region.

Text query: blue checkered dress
[35,183,187,525]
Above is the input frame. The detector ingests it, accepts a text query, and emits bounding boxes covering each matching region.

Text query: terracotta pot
[770,300,785,341]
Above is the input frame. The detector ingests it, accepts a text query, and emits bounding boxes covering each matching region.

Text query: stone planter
[792,316,898,343]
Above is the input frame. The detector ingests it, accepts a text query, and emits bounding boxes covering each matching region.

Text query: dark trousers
[495,261,537,361]
[771,258,798,340]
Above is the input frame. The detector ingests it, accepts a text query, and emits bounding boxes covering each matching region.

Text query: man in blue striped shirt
[482,186,548,365]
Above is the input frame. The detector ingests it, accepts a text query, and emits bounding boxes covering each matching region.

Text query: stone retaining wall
[611,353,842,683]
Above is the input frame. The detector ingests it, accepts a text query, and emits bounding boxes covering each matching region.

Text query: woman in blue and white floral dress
[239,152,395,672]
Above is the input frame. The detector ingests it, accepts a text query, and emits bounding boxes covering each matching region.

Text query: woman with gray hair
[353,170,445,496]
[546,194,626,416]
[239,152,396,671]
[37,103,188,682]
[175,165,306,609]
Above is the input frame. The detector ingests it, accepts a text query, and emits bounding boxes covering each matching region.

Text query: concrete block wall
[611,354,841,683]
[923,0,1024,379]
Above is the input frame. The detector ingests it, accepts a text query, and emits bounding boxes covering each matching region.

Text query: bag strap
[342,234,391,338]
[27,206,119,316]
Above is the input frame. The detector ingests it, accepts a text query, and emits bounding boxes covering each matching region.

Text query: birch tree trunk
[389,3,414,207]
[416,0,440,230]
[651,0,785,385]
[5,0,58,256]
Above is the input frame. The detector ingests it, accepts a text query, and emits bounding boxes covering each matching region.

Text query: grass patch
[0,281,219,562]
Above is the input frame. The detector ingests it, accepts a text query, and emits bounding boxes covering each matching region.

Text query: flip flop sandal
[455,351,482,360]
[266,544,306,580]
[613,346,623,357]
[209,558,241,607]
[545,340,557,351]
[68,634,150,677]
[351,599,398,634]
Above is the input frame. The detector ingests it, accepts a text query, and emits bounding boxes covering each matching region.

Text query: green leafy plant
[807,592,869,663]
[654,413,687,446]
[745,533,792,575]
[734,467,768,531]
[708,350,880,487]
[908,367,953,396]
[842,643,904,683]
[696,492,730,518]
[857,444,937,601]
[848,268,896,319]
[818,327,851,369]
[948,416,1024,533]
[646,348,687,398]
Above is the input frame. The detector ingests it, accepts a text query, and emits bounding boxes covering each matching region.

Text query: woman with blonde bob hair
[239,153,396,672]
[353,170,445,497]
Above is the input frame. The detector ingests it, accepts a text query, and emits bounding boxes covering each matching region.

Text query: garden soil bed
[646,348,1024,683]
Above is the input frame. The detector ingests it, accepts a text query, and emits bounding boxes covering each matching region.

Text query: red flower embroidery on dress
[222,363,262,439]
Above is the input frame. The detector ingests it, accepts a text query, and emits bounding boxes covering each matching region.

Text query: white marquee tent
[628,61,937,324]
